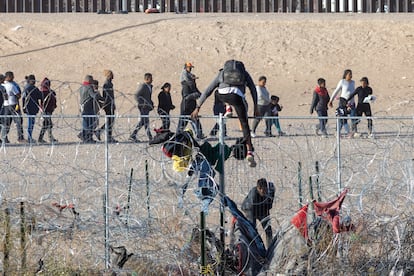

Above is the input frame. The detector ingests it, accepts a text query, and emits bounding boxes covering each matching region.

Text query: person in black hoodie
[310,78,330,138]
[348,77,374,137]
[96,70,117,143]
[177,62,204,139]
[241,178,275,248]
[22,74,43,143]
[157,82,175,130]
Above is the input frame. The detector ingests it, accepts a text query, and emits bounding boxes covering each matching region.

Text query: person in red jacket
[38,78,58,143]
[310,78,330,138]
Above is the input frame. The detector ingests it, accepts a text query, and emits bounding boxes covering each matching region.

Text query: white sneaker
[224,106,233,118]
[250,131,256,138]
[353,132,361,138]
[246,152,257,168]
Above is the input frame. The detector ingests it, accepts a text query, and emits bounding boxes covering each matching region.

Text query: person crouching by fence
[38,78,58,143]
[241,178,275,248]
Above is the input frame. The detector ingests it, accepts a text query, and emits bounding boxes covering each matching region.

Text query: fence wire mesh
[0,80,413,274]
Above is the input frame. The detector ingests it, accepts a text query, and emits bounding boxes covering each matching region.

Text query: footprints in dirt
[2,35,21,48]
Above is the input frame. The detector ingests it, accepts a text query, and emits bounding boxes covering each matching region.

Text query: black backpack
[222,60,246,86]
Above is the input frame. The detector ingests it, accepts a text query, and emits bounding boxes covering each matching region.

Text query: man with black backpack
[191,60,258,167]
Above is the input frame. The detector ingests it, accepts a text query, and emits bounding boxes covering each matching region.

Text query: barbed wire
[0,80,413,274]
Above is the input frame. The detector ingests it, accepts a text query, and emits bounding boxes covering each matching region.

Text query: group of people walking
[0,71,57,144]
[1,65,374,170]
[310,69,374,138]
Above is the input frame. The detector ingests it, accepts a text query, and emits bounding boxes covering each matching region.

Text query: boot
[38,129,47,143]
[48,129,58,143]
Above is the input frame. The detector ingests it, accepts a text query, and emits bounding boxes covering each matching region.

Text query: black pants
[158,110,171,130]
[131,107,152,139]
[99,108,115,138]
[355,104,373,133]
[216,93,253,151]
[247,211,272,247]
[1,105,24,140]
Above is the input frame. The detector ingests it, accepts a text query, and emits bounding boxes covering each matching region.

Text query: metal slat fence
[0,0,412,13]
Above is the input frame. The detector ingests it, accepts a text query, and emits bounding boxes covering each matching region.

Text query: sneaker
[278,131,285,136]
[3,137,10,144]
[246,152,257,168]
[250,131,256,138]
[224,106,233,118]
[314,127,320,136]
[28,138,36,144]
[38,138,47,144]
[50,137,58,143]
[265,132,275,137]
[353,132,361,138]
[84,138,97,144]
[18,138,27,143]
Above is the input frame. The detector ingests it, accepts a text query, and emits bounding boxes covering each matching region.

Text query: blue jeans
[350,107,358,132]
[271,117,282,133]
[27,115,36,140]
[317,110,328,133]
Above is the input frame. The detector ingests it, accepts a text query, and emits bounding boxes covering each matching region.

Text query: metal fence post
[298,161,303,208]
[336,116,342,192]
[218,113,226,276]
[104,115,110,270]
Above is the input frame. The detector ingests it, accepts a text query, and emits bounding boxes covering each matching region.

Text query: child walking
[270,95,284,136]
[310,78,330,138]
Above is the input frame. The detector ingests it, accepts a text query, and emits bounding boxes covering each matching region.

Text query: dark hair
[317,78,326,85]
[0,74,5,81]
[271,95,279,101]
[25,74,36,82]
[360,77,369,85]
[161,82,171,90]
[84,75,93,83]
[258,76,267,82]
[5,71,14,79]
[342,69,352,79]
[144,73,152,80]
[257,178,268,190]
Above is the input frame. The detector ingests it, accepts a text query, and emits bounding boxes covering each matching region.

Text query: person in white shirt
[2,71,25,143]
[329,69,355,136]
[251,76,272,137]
